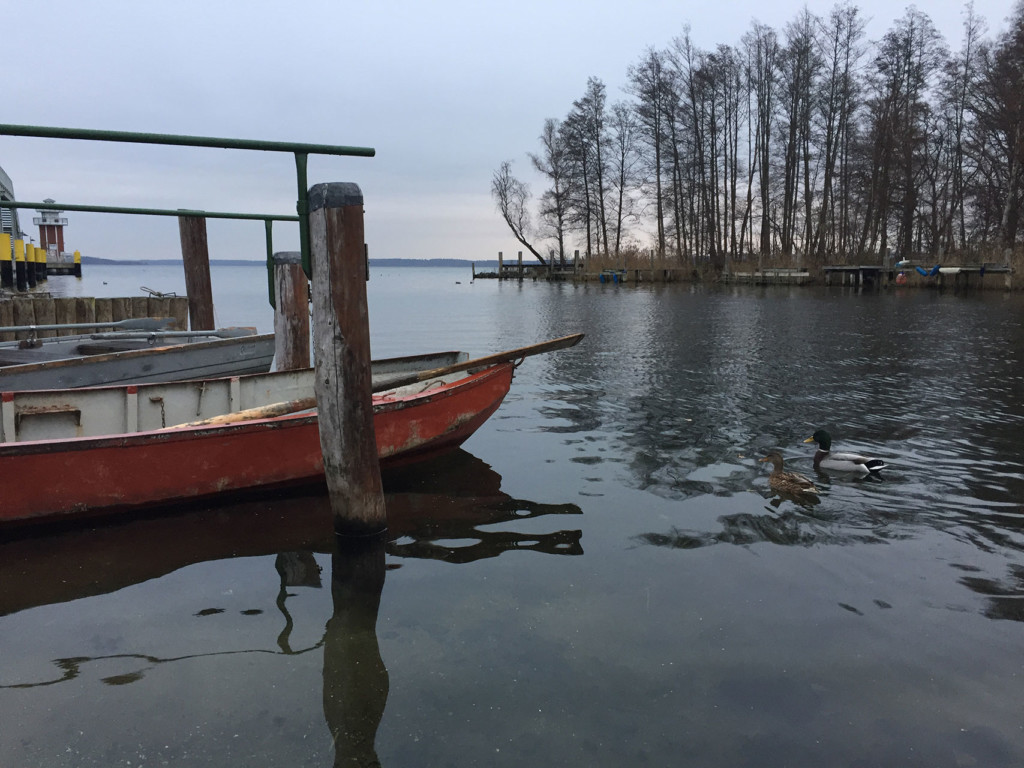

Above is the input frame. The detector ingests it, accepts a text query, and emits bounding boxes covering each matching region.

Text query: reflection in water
[323,537,389,768]
[0,447,582,766]
[383,450,584,563]
[636,506,881,550]
[532,288,1024,576]
[958,564,1024,622]
[276,552,323,653]
[0,450,582,618]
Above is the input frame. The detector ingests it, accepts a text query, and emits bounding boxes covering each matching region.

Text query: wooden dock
[824,263,1012,289]
[721,268,811,285]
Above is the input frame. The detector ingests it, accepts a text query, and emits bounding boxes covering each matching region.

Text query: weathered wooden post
[177,213,215,330]
[498,251,503,280]
[273,251,310,371]
[33,298,57,338]
[309,182,386,536]
[517,250,523,281]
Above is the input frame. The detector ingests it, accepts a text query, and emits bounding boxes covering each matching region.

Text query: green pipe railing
[0,123,376,304]
[0,199,299,308]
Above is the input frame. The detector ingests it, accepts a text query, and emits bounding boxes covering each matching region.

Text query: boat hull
[0,362,514,524]
[0,332,276,390]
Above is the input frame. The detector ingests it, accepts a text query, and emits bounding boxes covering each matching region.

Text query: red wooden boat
[0,334,582,526]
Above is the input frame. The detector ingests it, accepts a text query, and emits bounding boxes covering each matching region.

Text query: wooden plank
[371,333,583,393]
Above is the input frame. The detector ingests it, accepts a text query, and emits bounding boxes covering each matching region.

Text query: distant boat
[0,334,583,525]
[0,318,275,390]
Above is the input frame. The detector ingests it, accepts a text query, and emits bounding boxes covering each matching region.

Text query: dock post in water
[309,182,386,537]
[0,233,11,288]
[273,251,310,371]
[14,239,27,291]
[25,244,37,288]
[34,244,47,284]
[177,213,214,330]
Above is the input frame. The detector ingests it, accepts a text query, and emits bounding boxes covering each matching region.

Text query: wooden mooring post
[177,214,215,330]
[309,182,386,536]
[273,251,310,371]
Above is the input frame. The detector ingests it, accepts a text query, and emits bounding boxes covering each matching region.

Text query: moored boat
[0,334,582,525]
[0,320,276,390]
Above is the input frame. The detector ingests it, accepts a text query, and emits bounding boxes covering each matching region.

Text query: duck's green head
[804,429,832,450]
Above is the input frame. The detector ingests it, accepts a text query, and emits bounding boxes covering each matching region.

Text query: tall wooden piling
[177,214,215,330]
[273,251,311,371]
[309,182,386,536]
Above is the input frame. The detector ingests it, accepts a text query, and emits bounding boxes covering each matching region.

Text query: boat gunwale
[0,361,514,457]
[0,332,276,378]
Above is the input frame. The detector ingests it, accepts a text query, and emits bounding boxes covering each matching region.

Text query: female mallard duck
[804,429,886,474]
[760,452,820,496]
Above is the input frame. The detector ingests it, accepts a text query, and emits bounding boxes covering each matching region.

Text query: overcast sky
[2,0,1015,263]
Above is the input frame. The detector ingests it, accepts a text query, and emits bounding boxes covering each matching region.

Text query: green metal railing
[0,123,375,306]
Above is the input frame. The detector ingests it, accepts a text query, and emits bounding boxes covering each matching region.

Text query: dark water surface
[2,267,1023,766]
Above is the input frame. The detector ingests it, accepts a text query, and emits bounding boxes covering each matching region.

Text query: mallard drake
[804,429,886,474]
[760,452,820,496]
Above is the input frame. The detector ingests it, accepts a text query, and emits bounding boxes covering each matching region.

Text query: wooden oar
[164,333,583,428]
[0,317,176,335]
[165,397,317,429]
[370,332,584,393]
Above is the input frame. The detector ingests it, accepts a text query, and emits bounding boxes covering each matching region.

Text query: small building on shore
[0,165,23,245]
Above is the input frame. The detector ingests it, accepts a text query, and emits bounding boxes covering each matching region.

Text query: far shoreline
[80,257,497,268]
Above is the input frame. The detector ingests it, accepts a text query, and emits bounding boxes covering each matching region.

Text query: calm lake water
[2,265,1023,766]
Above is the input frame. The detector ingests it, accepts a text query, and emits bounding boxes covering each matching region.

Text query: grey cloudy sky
[2,0,1015,262]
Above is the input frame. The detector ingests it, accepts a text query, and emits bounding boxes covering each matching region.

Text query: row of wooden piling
[0,295,189,341]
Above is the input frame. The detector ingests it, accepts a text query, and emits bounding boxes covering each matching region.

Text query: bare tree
[627,48,673,256]
[530,119,571,263]
[607,102,643,257]
[491,161,546,263]
[971,0,1024,246]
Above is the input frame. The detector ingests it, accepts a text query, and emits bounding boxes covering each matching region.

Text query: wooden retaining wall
[0,295,190,342]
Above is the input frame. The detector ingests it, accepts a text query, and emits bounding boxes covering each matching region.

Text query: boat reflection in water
[0,449,583,766]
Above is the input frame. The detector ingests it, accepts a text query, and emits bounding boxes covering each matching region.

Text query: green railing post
[265,219,276,309]
[0,124,375,300]
[295,152,311,279]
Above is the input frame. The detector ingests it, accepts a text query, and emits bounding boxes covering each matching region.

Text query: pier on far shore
[474,250,1015,290]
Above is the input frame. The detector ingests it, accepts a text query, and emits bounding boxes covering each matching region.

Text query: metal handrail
[0,123,376,304]
[2,199,297,222]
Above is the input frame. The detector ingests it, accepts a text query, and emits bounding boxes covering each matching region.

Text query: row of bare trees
[492,2,1024,267]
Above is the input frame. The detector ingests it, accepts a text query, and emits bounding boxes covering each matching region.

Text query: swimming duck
[760,452,820,496]
[804,429,886,474]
